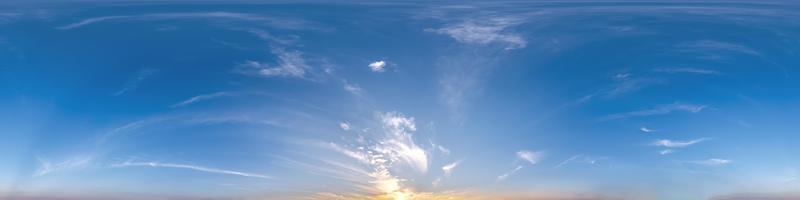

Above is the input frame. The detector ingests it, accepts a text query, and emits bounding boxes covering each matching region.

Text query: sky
[1,1,800,200]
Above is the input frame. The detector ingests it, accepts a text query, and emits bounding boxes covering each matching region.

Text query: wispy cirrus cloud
[297,111,432,198]
[430,17,526,50]
[640,126,656,133]
[171,92,231,107]
[686,158,733,166]
[57,12,309,30]
[442,160,461,177]
[599,103,707,121]
[517,150,545,165]
[655,67,721,75]
[651,138,710,148]
[112,161,272,179]
[343,82,363,95]
[554,154,599,168]
[113,68,156,96]
[34,156,93,177]
[496,165,523,181]
[235,50,311,78]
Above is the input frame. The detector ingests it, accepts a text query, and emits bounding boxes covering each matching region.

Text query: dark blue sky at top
[1,1,800,200]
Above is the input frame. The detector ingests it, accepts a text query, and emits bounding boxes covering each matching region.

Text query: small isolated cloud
[112,161,271,179]
[599,103,707,121]
[368,60,386,72]
[497,165,523,181]
[640,127,656,133]
[430,18,526,50]
[651,138,710,148]
[339,121,351,131]
[171,92,230,107]
[655,67,721,75]
[235,49,310,78]
[442,160,461,177]
[688,158,733,166]
[659,149,675,155]
[34,156,93,177]
[517,150,544,165]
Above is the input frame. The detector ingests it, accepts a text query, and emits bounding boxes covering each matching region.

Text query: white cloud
[34,156,93,177]
[496,165,523,181]
[113,68,156,96]
[689,158,733,166]
[442,161,461,177]
[171,92,230,107]
[368,60,386,72]
[659,149,675,155]
[554,154,598,168]
[112,161,271,179]
[651,138,710,148]
[600,103,707,121]
[431,18,526,50]
[57,12,308,30]
[640,127,656,133]
[236,49,311,78]
[316,111,432,198]
[655,67,721,75]
[517,150,544,165]
[437,145,451,156]
[343,83,363,95]
[379,112,427,173]
[339,121,351,131]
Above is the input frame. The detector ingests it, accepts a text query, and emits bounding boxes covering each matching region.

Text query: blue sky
[1,1,800,200]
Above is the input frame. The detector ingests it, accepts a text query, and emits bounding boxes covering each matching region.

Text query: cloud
[497,165,523,181]
[339,121,351,131]
[113,68,156,96]
[368,60,386,72]
[57,12,308,30]
[655,67,721,75]
[171,92,231,107]
[659,149,675,155]
[651,138,709,148]
[688,158,733,166]
[599,103,707,121]
[554,154,599,168]
[676,40,760,57]
[112,161,271,179]
[235,49,311,78]
[34,156,93,177]
[430,18,526,50]
[379,112,427,172]
[310,111,432,198]
[517,150,545,165]
[343,82,363,95]
[442,161,461,177]
[640,127,656,133]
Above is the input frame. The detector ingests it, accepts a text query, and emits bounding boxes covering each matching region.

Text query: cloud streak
[517,150,544,165]
[497,165,523,181]
[172,92,231,107]
[58,12,307,30]
[651,138,710,148]
[599,103,707,121]
[112,161,272,179]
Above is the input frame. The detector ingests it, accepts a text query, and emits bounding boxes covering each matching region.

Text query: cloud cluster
[431,18,526,49]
